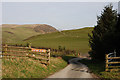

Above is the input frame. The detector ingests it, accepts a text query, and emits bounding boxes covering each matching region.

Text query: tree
[88,4,117,61]
[115,14,120,56]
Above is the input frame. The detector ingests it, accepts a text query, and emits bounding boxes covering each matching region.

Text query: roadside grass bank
[2,55,75,78]
[79,59,120,80]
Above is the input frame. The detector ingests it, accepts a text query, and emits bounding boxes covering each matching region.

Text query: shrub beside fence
[2,44,50,65]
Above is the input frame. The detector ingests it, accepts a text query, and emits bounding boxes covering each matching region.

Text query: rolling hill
[2,24,58,43]
[2,24,93,54]
[25,27,93,54]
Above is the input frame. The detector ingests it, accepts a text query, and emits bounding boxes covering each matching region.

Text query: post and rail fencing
[105,53,120,72]
[1,44,50,65]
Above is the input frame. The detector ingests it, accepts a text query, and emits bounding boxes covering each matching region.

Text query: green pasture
[26,27,93,54]
[3,26,93,54]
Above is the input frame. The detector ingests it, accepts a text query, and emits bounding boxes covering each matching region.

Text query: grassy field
[2,55,75,78]
[3,27,93,55]
[25,27,93,54]
[79,59,120,80]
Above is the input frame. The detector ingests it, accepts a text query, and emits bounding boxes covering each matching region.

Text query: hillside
[25,27,93,54]
[2,24,58,43]
[2,24,93,54]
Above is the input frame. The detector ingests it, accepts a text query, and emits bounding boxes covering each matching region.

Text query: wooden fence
[2,44,50,65]
[105,54,120,71]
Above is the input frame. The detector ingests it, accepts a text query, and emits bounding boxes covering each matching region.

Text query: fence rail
[1,44,50,65]
[2,46,30,49]
[105,54,120,71]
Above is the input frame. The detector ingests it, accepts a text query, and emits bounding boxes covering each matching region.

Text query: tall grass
[2,57,68,78]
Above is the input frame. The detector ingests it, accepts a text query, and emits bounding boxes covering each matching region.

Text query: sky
[118,1,120,13]
[1,0,120,2]
[2,2,118,30]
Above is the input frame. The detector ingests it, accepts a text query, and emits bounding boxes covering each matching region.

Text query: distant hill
[2,24,58,43]
[2,24,58,33]
[34,24,58,33]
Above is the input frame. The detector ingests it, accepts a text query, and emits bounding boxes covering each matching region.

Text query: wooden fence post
[5,44,8,53]
[28,43,31,48]
[28,43,31,56]
[105,54,108,71]
[47,49,50,65]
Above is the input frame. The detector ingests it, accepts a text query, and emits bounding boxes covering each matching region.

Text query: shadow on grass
[78,59,105,74]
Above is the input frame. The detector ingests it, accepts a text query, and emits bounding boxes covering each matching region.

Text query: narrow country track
[45,58,94,79]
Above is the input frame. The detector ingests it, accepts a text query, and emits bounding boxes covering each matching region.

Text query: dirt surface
[45,58,94,79]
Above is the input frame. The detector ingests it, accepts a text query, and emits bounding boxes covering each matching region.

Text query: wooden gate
[105,53,120,71]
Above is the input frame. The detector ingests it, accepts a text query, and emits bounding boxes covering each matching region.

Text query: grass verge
[2,56,70,78]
